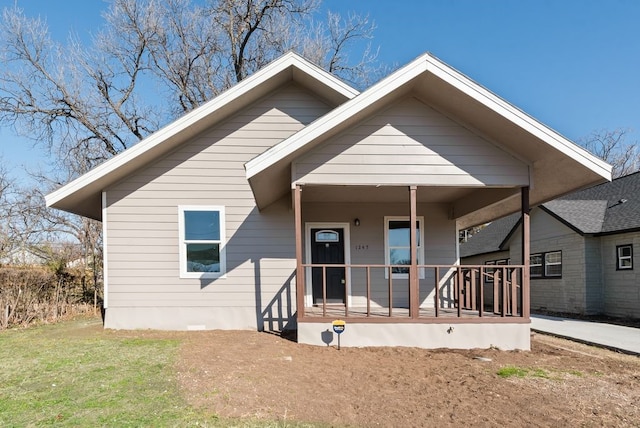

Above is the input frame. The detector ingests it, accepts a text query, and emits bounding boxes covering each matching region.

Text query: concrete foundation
[297,321,531,350]
[104,306,258,331]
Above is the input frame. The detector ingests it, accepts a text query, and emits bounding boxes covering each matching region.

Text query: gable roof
[461,172,640,257]
[459,213,520,258]
[46,51,611,225]
[45,52,359,220]
[544,171,640,235]
[541,200,608,234]
[245,53,611,226]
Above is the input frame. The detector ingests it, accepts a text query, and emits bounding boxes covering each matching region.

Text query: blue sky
[2,0,640,180]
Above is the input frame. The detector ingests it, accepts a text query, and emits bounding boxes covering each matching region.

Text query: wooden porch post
[409,185,419,318]
[294,184,305,319]
[521,186,530,319]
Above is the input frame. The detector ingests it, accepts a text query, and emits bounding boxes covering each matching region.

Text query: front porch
[293,185,532,350]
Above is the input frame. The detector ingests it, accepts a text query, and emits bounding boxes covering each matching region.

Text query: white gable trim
[423,56,611,178]
[245,53,611,182]
[245,55,429,179]
[45,52,358,213]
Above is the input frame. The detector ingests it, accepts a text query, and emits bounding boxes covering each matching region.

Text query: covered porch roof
[245,53,611,228]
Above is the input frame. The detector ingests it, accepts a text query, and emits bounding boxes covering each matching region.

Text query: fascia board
[423,55,612,181]
[46,52,358,209]
[245,54,431,179]
[289,54,360,100]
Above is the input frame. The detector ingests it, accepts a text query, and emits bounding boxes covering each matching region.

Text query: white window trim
[544,251,562,277]
[530,253,543,278]
[384,216,425,279]
[178,205,226,279]
[617,244,633,270]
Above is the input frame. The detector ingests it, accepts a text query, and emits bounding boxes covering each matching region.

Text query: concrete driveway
[531,314,640,355]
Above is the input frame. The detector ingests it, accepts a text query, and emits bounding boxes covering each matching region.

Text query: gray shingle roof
[542,200,608,234]
[547,171,640,234]
[461,172,640,257]
[459,213,519,258]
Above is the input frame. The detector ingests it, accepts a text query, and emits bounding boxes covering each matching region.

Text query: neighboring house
[461,172,640,320]
[45,52,611,350]
[0,246,47,266]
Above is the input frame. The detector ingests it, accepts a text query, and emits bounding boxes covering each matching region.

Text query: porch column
[521,186,530,319]
[294,184,305,319]
[409,185,419,318]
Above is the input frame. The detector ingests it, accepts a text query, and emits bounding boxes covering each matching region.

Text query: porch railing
[300,264,526,322]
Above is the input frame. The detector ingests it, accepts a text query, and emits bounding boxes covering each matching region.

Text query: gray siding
[584,236,603,314]
[462,251,511,267]
[600,232,640,318]
[509,208,589,314]
[293,97,530,187]
[105,83,333,330]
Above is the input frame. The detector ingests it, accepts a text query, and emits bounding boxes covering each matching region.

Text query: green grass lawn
[0,317,305,427]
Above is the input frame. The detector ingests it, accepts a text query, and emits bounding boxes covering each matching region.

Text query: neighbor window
[384,216,424,278]
[617,245,633,270]
[485,261,496,283]
[484,259,509,283]
[179,206,226,278]
[544,251,562,277]
[530,254,543,278]
[530,251,561,279]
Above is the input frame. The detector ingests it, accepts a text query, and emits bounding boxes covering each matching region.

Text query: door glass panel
[315,230,339,242]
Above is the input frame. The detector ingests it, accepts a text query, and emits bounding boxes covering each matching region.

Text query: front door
[310,228,345,304]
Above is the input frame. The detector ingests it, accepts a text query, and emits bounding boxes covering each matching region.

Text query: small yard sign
[332,320,346,350]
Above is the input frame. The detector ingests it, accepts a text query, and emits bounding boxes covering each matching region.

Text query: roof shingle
[461,172,640,257]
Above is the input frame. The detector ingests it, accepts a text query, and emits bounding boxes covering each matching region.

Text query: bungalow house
[461,172,640,320]
[45,52,611,350]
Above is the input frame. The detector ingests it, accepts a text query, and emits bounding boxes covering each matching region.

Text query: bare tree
[0,161,15,261]
[0,0,379,176]
[0,0,380,318]
[579,129,640,178]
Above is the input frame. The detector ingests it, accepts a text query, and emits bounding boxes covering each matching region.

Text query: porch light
[354,218,360,226]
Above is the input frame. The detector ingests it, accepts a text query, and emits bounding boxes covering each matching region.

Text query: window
[179,206,226,278]
[315,230,339,242]
[384,216,424,278]
[485,261,496,283]
[544,251,562,277]
[530,251,561,279]
[617,245,633,270]
[530,254,543,277]
[484,259,509,283]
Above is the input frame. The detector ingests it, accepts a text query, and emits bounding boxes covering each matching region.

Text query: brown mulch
[176,330,640,427]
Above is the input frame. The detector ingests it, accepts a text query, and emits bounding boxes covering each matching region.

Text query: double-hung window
[485,261,496,283]
[485,259,509,283]
[384,216,425,278]
[617,244,633,270]
[530,251,561,279]
[530,254,543,278]
[179,206,226,278]
[544,251,562,277]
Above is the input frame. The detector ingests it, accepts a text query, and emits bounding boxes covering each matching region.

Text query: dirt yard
[176,330,640,427]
